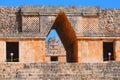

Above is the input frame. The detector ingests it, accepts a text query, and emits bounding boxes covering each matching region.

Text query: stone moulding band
[21,12,99,16]
[77,36,120,40]
[0,37,46,41]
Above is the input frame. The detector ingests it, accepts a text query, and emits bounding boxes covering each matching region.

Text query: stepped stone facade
[1,6,120,63]
[0,62,120,80]
[0,6,120,79]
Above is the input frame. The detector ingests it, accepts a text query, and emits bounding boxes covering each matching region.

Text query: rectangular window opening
[103,42,114,61]
[51,56,58,61]
[6,42,19,62]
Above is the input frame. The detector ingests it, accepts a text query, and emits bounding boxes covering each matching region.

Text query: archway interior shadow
[47,12,78,62]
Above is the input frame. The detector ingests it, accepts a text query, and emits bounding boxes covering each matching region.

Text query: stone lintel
[21,12,99,16]
[0,32,47,38]
[21,12,83,16]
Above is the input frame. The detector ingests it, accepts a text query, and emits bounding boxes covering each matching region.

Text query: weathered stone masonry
[0,62,120,80]
[1,6,120,79]
[1,6,120,63]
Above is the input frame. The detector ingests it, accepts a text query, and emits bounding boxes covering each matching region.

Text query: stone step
[0,62,120,79]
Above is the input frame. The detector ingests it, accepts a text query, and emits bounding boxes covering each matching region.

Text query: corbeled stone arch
[47,12,78,62]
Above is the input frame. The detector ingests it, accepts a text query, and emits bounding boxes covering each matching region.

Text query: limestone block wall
[99,9,120,35]
[1,6,120,63]
[0,38,46,62]
[58,56,66,62]
[0,6,120,37]
[78,40,103,63]
[0,62,120,79]
[0,7,19,33]
[0,41,6,62]
[19,38,45,62]
[45,57,50,62]
[115,40,120,61]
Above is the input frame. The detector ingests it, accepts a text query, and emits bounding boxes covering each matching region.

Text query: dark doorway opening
[6,42,19,62]
[103,42,114,61]
[51,56,58,61]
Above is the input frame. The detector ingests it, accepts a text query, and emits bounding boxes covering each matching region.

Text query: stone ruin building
[1,6,120,79]
[46,37,66,62]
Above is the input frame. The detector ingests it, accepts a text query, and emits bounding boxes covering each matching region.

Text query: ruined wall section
[19,39,45,62]
[21,6,120,37]
[78,40,103,63]
[99,8,120,36]
[0,7,19,35]
[0,6,120,37]
[0,62,120,79]
[20,6,99,38]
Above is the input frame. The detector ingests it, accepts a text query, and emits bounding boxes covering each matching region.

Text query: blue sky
[0,0,120,41]
[0,0,120,8]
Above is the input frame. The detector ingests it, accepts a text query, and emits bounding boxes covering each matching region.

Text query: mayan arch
[46,12,78,62]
